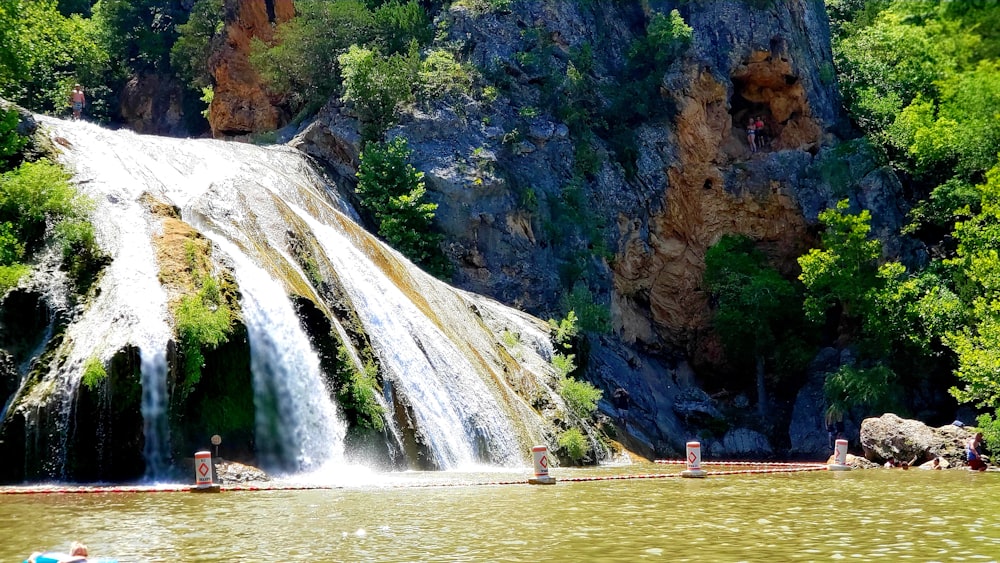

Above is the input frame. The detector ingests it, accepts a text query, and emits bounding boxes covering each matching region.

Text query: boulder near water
[859,413,972,468]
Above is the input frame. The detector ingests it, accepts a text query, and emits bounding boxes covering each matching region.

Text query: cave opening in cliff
[729,82,771,138]
[728,49,822,153]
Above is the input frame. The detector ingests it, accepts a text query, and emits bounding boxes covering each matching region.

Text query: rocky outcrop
[119,73,189,136]
[859,413,972,468]
[208,0,294,136]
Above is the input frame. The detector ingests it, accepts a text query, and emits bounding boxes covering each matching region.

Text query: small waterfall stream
[0,116,565,482]
[209,237,347,473]
[139,346,170,480]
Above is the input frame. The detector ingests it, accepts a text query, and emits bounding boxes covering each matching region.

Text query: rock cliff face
[119,73,189,136]
[292,0,910,457]
[208,0,295,136]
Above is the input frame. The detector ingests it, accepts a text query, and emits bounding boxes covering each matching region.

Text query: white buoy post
[828,438,852,471]
[528,445,557,485]
[681,441,707,478]
[190,450,221,492]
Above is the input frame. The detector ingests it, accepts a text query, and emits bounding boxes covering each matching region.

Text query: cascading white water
[10,116,563,480]
[139,346,170,479]
[292,206,523,468]
[208,237,347,473]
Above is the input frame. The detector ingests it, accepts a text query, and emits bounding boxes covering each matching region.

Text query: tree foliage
[250,0,376,113]
[798,200,882,327]
[943,164,1000,410]
[704,234,810,413]
[0,0,107,113]
[355,136,448,276]
[171,0,224,90]
[339,45,416,143]
[92,0,186,75]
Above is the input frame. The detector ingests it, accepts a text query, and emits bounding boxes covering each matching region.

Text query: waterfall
[139,346,170,480]
[209,237,347,473]
[2,116,566,482]
[292,206,522,469]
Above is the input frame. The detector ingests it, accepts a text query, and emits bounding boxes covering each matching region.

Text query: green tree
[171,0,224,91]
[355,136,448,276]
[943,164,1000,411]
[1,0,107,113]
[339,44,416,143]
[704,234,805,415]
[798,200,882,328]
[92,0,186,74]
[250,0,375,113]
[887,61,1000,182]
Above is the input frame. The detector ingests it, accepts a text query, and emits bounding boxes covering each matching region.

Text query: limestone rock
[119,73,188,136]
[722,428,773,455]
[215,460,271,484]
[207,0,294,136]
[860,413,972,468]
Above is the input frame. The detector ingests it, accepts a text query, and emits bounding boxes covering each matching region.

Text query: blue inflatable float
[23,553,117,563]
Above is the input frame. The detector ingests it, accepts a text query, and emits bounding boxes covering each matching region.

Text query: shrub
[56,216,106,291]
[558,428,588,462]
[552,353,575,378]
[418,49,472,100]
[548,310,579,351]
[560,285,610,334]
[559,374,602,419]
[0,264,29,294]
[0,108,28,169]
[0,159,78,245]
[339,45,416,144]
[824,364,903,416]
[976,411,1000,455]
[0,159,105,291]
[81,356,107,391]
[175,275,233,397]
[373,0,432,55]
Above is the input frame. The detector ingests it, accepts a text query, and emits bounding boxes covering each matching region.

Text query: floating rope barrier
[0,463,830,495]
[654,459,825,467]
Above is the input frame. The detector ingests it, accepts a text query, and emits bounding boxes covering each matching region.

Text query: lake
[1,463,998,562]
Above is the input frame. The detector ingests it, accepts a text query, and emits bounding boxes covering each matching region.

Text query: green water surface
[1,464,997,562]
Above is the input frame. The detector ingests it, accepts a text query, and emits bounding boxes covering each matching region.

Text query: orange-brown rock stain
[614,62,819,360]
[209,0,295,137]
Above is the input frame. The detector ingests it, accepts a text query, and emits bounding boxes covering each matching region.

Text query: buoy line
[0,464,830,495]
[654,460,825,467]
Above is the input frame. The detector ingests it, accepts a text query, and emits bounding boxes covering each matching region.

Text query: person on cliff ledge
[746,117,757,153]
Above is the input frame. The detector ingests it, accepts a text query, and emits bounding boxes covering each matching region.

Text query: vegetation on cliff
[0,110,104,294]
[820,0,1000,449]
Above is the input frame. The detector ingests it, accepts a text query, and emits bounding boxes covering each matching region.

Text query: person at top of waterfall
[746,117,757,153]
[967,432,987,471]
[70,84,86,121]
[27,541,89,562]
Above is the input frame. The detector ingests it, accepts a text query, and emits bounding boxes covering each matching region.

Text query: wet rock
[119,73,189,136]
[214,460,271,484]
[722,428,773,455]
[860,413,972,468]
